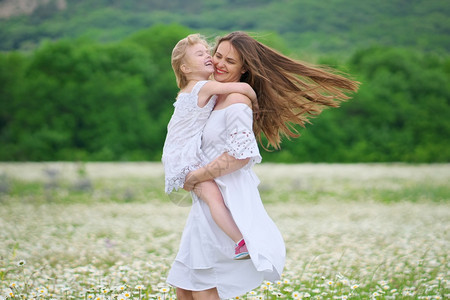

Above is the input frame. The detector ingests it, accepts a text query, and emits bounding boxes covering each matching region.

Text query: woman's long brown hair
[213,31,360,149]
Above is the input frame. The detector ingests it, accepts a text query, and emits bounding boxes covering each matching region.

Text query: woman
[166,31,359,299]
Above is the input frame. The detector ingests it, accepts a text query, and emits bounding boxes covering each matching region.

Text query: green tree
[3,38,159,160]
[0,51,27,160]
[124,24,195,159]
[346,47,450,162]
[265,47,450,162]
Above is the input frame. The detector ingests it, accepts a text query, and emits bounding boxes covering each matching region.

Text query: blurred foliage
[0,0,448,56]
[1,23,449,162]
[0,25,191,161]
[0,0,449,163]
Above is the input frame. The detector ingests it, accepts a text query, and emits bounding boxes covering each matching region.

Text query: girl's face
[183,43,214,76]
[213,41,246,83]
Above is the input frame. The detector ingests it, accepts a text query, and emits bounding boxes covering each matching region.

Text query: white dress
[162,80,216,194]
[166,103,286,299]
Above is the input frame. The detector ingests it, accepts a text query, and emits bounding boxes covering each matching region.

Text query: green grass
[0,163,448,299]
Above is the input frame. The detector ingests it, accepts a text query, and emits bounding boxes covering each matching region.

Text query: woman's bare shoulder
[223,93,252,108]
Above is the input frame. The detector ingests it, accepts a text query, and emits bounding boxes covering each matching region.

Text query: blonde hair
[171,33,210,89]
[213,31,360,149]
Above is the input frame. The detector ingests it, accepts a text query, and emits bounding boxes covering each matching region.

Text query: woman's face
[213,41,245,83]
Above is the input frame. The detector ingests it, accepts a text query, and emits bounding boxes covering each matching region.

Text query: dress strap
[191,80,209,96]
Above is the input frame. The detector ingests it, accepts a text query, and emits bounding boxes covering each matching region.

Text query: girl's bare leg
[194,180,243,243]
[176,287,194,300]
[192,288,220,300]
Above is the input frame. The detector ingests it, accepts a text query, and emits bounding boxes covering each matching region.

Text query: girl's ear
[181,64,190,74]
[241,67,246,74]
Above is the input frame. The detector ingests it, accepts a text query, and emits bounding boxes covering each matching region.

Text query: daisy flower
[264,281,273,286]
[117,285,126,292]
[38,287,48,295]
[17,260,26,267]
[123,291,131,298]
[5,289,14,297]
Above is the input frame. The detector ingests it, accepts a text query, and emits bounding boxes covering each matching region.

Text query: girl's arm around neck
[214,92,258,115]
[183,153,250,191]
[199,81,256,104]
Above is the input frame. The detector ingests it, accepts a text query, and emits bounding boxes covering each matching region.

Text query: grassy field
[0,163,449,299]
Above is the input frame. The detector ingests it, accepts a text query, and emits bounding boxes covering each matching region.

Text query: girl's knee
[195,180,223,203]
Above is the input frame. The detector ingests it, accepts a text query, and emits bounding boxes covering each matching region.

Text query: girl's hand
[183,171,199,191]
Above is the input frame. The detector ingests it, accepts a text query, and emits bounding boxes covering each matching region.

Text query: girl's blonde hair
[213,31,360,149]
[171,33,210,89]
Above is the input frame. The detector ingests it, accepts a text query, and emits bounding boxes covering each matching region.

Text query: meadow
[0,163,449,299]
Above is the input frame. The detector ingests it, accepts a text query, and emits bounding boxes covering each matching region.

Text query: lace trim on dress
[225,128,262,169]
[165,163,203,194]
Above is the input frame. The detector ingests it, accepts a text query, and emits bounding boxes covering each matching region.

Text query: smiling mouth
[205,60,213,66]
[215,68,226,74]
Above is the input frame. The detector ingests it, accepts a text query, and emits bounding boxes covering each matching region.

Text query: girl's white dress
[162,80,216,194]
[166,103,286,299]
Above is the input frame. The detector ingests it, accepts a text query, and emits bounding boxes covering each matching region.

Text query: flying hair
[213,31,360,150]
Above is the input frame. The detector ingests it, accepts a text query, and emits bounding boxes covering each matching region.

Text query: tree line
[1,24,449,162]
[1,0,448,56]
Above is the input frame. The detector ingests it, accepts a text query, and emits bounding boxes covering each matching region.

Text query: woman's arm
[183,153,250,191]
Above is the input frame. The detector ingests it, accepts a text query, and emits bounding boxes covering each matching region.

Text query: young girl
[162,34,257,260]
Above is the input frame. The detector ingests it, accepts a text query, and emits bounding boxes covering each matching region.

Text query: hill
[0,0,449,56]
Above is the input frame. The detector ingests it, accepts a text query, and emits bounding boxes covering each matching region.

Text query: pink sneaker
[234,239,250,260]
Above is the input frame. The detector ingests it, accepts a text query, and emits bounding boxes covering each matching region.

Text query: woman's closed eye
[215,54,235,65]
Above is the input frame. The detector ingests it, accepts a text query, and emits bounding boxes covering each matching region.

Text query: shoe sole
[234,253,251,260]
